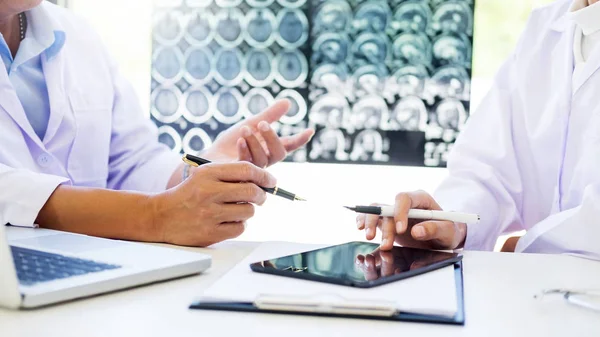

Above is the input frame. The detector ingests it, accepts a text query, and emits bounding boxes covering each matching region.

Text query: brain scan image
[433,34,471,66]
[183,87,213,124]
[215,0,243,7]
[152,47,184,83]
[215,88,243,124]
[276,0,307,8]
[352,64,388,95]
[350,130,388,162]
[353,2,391,33]
[214,48,244,85]
[310,63,349,91]
[431,2,473,36]
[308,93,349,129]
[391,2,432,33]
[152,0,474,167]
[184,48,213,83]
[152,86,181,123]
[215,9,245,47]
[276,89,307,125]
[309,128,349,161]
[312,33,350,64]
[389,96,428,131]
[245,49,275,87]
[313,1,352,34]
[435,98,467,130]
[246,9,277,48]
[277,9,308,48]
[427,65,470,100]
[350,95,388,131]
[392,32,432,65]
[153,11,183,44]
[393,64,429,97]
[246,0,276,7]
[185,0,213,6]
[245,88,274,116]
[276,50,308,88]
[186,10,214,45]
[183,128,213,154]
[352,33,389,65]
[158,125,182,153]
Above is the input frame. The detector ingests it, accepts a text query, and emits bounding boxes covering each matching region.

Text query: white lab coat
[0,4,180,228]
[434,0,599,259]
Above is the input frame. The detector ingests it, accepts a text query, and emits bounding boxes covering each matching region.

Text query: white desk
[1,241,599,337]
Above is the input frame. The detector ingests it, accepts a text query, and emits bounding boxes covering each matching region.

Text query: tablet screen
[250,241,461,288]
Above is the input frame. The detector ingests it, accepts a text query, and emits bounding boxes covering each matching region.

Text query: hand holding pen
[183,154,306,202]
[354,191,474,251]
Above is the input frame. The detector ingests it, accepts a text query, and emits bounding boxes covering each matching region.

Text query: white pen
[344,205,480,224]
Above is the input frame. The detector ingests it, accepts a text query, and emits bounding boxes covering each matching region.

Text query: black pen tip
[343,206,356,212]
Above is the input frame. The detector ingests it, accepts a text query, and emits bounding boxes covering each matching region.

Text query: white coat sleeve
[433,53,525,251]
[515,184,600,260]
[0,164,68,227]
[105,59,181,193]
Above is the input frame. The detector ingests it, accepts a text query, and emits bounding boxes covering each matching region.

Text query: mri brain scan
[151,0,473,167]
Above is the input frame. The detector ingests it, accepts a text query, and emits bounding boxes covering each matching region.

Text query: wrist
[143,193,166,243]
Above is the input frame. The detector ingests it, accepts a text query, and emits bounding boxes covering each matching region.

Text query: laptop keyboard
[10,246,122,286]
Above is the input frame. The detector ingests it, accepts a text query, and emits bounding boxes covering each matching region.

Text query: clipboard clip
[254,293,398,317]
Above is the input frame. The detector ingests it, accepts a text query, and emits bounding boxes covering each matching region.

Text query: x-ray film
[151,0,474,167]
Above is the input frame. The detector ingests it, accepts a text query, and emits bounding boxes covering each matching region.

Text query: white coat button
[37,154,53,168]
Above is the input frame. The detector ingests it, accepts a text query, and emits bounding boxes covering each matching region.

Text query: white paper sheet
[199,242,459,317]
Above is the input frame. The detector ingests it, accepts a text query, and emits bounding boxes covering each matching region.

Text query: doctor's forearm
[36,185,159,242]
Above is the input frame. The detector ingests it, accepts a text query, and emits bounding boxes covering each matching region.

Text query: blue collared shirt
[0,10,65,141]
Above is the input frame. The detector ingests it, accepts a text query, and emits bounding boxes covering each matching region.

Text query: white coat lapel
[0,67,45,149]
[572,43,600,95]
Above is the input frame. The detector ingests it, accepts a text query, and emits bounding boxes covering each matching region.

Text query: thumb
[410,221,459,249]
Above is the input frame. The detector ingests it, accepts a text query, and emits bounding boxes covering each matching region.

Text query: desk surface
[1,240,599,337]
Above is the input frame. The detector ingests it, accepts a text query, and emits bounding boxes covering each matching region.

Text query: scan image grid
[151,0,474,167]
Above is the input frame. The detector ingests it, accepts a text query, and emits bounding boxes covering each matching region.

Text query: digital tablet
[250,241,462,288]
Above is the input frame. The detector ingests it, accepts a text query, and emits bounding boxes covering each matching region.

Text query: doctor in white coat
[358,0,600,260]
[0,1,314,246]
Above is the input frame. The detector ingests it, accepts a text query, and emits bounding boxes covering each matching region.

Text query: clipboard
[190,261,465,325]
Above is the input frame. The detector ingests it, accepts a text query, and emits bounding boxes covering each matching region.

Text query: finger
[364,214,381,241]
[241,126,269,168]
[380,251,395,277]
[215,203,256,223]
[220,182,268,205]
[215,221,246,241]
[355,255,365,266]
[237,138,253,162]
[257,121,287,165]
[245,100,291,126]
[394,190,442,234]
[379,217,396,251]
[363,254,379,281]
[410,220,456,247]
[280,129,315,153]
[209,162,277,188]
[394,193,411,235]
[356,214,366,230]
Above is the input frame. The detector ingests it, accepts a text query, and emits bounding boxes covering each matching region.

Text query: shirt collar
[12,3,66,68]
[569,0,600,35]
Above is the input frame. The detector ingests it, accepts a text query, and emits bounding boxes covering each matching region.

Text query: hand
[356,191,467,251]
[355,248,456,281]
[150,162,276,247]
[203,100,315,167]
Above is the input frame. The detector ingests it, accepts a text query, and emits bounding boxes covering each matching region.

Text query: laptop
[0,225,211,309]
